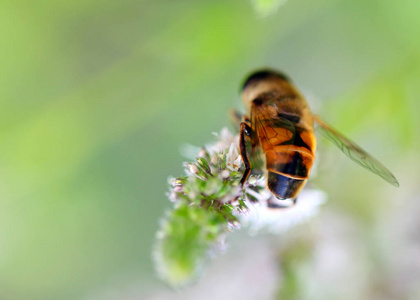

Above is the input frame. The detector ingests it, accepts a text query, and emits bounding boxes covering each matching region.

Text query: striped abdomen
[259,116,316,199]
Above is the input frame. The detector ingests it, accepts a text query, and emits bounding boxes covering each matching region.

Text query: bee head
[241,69,290,111]
[241,69,290,91]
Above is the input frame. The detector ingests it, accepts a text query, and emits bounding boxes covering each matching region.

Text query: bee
[239,70,399,203]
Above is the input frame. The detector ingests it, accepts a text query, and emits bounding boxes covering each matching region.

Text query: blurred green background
[0,0,419,299]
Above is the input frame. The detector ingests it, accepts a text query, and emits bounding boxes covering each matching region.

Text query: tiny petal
[226,143,241,171]
[168,191,179,202]
[197,148,209,158]
[233,156,243,171]
[248,176,257,185]
[220,170,230,179]
[227,143,239,159]
[174,185,183,192]
[184,163,199,175]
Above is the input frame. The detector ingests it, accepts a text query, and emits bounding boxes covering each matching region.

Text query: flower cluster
[153,128,326,287]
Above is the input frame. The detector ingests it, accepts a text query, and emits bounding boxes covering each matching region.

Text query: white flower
[226,143,242,171]
[159,126,327,287]
[208,128,239,153]
[174,127,326,235]
[220,170,230,179]
[241,189,327,235]
[185,163,199,175]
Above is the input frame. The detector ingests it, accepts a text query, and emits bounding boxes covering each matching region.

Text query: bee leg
[242,115,251,124]
[239,122,253,186]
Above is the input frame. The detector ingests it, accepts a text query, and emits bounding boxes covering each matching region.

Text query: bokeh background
[1,0,419,299]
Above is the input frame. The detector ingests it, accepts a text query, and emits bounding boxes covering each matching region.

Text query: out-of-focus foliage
[0,0,419,299]
[252,0,288,17]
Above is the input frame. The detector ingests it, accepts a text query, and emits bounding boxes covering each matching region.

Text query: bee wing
[252,103,296,152]
[313,115,399,187]
[251,103,303,176]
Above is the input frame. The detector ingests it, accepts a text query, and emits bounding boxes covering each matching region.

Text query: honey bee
[239,70,399,202]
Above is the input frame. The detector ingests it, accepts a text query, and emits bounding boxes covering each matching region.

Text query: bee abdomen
[267,171,306,200]
[266,148,314,178]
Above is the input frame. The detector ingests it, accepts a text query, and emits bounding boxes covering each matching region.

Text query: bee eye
[253,98,263,106]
